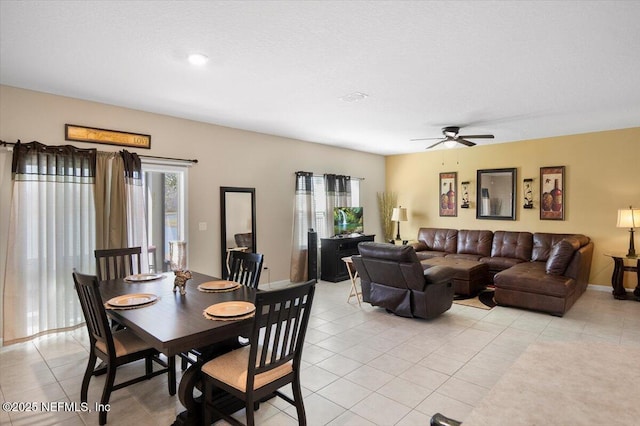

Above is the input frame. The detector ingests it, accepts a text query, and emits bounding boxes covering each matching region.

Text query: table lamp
[617,206,640,258]
[391,206,408,241]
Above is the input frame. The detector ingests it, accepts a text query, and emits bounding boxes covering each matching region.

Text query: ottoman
[421,257,489,296]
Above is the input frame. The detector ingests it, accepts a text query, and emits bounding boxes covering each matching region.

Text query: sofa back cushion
[457,230,493,257]
[532,233,590,261]
[491,231,533,261]
[545,237,581,275]
[416,228,458,253]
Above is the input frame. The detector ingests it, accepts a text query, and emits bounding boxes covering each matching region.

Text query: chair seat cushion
[201,345,293,392]
[95,329,152,357]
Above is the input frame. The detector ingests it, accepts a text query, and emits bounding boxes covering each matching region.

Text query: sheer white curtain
[3,142,96,344]
[323,174,351,238]
[290,172,315,282]
[0,148,14,344]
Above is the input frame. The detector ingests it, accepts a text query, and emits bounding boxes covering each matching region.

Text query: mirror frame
[476,168,517,220]
[220,186,256,278]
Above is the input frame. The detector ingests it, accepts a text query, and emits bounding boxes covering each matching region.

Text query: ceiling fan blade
[410,137,445,141]
[458,134,494,139]
[457,138,477,147]
[426,140,445,149]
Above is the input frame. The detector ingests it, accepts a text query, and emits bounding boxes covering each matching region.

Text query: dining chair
[228,251,264,289]
[72,271,176,425]
[201,279,316,426]
[179,251,265,371]
[94,246,142,281]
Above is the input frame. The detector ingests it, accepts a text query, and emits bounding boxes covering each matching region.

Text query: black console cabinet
[320,235,375,282]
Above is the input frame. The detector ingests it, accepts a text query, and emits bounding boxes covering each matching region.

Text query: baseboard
[587,284,611,292]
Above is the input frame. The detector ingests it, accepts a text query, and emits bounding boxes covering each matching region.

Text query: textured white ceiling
[1,1,639,155]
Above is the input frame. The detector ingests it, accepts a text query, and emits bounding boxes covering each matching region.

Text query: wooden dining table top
[99,271,256,357]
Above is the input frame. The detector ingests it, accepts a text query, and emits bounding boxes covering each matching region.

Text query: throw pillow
[545,239,577,275]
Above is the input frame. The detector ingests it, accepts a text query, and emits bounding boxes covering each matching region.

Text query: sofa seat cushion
[480,256,526,272]
[445,253,483,261]
[415,250,448,260]
[494,262,576,298]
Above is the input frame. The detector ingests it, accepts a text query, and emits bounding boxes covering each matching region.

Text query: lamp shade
[391,207,408,222]
[616,207,640,229]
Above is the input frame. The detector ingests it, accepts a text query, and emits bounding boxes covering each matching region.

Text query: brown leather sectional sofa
[411,228,594,316]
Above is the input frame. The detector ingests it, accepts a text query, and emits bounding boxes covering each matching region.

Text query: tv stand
[321,234,375,282]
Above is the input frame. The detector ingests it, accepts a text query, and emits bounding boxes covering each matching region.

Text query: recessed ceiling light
[340,92,368,102]
[187,53,209,66]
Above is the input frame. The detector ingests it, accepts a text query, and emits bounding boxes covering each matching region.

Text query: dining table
[99,270,257,425]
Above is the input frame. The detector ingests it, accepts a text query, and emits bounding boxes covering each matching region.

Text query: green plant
[377,191,397,242]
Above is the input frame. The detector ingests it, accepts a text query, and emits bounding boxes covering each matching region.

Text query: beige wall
[386,127,640,289]
[0,85,386,283]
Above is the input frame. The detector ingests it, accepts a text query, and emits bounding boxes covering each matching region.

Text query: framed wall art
[439,172,457,217]
[65,124,151,149]
[540,166,565,220]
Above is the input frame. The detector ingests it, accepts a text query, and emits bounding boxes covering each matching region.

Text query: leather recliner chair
[352,242,455,319]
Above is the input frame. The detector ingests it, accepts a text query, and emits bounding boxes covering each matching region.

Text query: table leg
[611,257,628,300]
[345,263,361,306]
[173,340,245,425]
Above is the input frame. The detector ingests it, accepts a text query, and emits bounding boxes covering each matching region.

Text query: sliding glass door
[142,161,189,272]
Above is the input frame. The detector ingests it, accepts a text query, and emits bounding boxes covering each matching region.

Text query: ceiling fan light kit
[411,126,495,150]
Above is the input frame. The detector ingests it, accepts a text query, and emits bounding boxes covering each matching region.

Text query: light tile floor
[1,281,638,425]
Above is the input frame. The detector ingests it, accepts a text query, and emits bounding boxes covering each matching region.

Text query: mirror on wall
[476,168,516,220]
[220,187,256,279]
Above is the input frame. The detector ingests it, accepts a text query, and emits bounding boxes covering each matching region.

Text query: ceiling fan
[411,126,495,149]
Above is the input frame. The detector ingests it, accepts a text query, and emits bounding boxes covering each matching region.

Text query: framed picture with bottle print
[540,166,565,220]
[439,172,457,217]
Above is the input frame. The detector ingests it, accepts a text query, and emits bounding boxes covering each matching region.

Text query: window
[141,160,189,272]
[312,176,360,238]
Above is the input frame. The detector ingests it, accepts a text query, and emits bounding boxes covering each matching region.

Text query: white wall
[0,85,386,283]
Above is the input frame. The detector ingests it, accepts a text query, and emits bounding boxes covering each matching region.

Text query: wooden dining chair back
[228,251,264,289]
[94,247,142,281]
[202,279,316,426]
[72,271,175,425]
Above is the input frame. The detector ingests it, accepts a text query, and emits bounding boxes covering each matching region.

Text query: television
[333,207,364,236]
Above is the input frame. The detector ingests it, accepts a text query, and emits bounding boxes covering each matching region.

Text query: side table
[604,253,639,301]
[342,256,361,306]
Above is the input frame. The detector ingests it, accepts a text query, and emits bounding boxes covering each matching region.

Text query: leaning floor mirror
[220,187,256,279]
[476,168,517,220]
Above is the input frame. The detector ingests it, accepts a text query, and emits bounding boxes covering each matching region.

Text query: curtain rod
[0,140,198,164]
[295,171,365,181]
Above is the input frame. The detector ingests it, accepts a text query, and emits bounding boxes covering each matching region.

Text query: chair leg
[81,352,97,402]
[168,356,176,396]
[99,365,116,425]
[245,394,255,426]
[292,376,307,426]
[181,355,188,371]
[145,356,152,376]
